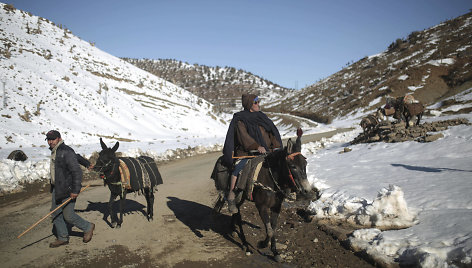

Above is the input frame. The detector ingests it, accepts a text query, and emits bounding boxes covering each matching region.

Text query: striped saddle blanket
[118,156,163,192]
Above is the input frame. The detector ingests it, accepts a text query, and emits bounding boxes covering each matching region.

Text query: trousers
[51,189,92,241]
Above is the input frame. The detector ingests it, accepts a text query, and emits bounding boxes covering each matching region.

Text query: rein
[286,152,302,160]
[254,152,303,200]
[97,158,126,197]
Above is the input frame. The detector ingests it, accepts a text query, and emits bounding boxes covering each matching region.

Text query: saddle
[118,159,132,190]
[236,155,265,201]
[211,155,265,200]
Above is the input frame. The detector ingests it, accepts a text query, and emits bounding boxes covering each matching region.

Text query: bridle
[285,152,305,193]
[256,151,306,198]
[94,157,118,176]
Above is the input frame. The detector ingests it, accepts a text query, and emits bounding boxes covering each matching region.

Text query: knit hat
[241,94,258,111]
[45,130,61,140]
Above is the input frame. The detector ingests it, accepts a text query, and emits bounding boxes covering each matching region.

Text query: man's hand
[70,193,78,199]
[257,146,267,154]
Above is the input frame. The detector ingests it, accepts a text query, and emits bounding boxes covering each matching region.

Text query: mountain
[265,11,472,123]
[122,58,292,113]
[0,3,228,150]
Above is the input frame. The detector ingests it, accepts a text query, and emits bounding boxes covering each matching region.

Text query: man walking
[46,130,95,248]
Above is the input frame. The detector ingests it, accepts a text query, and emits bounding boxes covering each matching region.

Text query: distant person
[45,130,95,248]
[222,94,282,213]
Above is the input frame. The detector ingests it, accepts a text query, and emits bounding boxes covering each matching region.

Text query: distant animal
[385,95,423,127]
[93,138,163,228]
[403,102,425,128]
[7,150,28,161]
[212,132,315,262]
[360,107,386,134]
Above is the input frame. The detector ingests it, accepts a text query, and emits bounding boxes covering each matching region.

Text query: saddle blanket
[118,156,163,193]
[236,155,265,200]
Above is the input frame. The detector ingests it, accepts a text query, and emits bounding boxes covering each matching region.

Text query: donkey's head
[94,138,119,173]
[284,132,315,200]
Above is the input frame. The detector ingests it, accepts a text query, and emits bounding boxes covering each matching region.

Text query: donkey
[386,95,424,127]
[93,138,163,228]
[403,102,425,128]
[360,107,386,134]
[214,133,315,262]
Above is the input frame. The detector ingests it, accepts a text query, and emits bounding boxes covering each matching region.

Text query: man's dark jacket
[51,143,83,204]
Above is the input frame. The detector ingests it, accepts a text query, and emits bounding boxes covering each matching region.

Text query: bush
[3,4,15,12]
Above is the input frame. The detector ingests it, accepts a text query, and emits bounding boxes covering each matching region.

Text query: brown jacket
[235,120,281,157]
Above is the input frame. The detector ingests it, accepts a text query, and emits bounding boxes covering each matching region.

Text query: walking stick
[231,151,258,159]
[17,184,90,239]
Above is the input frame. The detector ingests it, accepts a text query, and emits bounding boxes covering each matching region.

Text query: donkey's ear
[100,138,107,150]
[286,138,294,154]
[111,141,119,152]
[294,136,302,153]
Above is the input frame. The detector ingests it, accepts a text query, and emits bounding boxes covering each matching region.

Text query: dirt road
[0,129,373,268]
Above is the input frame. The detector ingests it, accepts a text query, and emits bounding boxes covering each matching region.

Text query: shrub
[3,4,15,12]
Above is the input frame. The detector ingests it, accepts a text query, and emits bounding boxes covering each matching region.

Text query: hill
[122,58,292,113]
[0,3,228,152]
[265,11,472,123]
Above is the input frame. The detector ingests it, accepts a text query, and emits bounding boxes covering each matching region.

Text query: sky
[4,0,471,89]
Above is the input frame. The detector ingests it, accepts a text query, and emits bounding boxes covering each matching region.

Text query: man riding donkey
[222,93,283,213]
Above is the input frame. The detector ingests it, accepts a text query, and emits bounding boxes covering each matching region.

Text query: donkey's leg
[234,210,252,255]
[270,203,283,262]
[117,192,126,228]
[108,193,118,228]
[144,188,154,221]
[256,204,272,249]
[416,113,423,126]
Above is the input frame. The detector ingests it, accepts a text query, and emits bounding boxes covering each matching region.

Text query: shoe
[49,239,69,248]
[83,223,95,243]
[227,199,238,214]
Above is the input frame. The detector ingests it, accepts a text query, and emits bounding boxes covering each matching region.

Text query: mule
[360,107,387,134]
[403,102,425,128]
[93,138,162,228]
[214,134,315,262]
[386,95,424,127]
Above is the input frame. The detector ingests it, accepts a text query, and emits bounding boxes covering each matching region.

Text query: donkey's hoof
[116,224,121,229]
[274,254,282,262]
[257,240,268,249]
[147,216,153,222]
[245,250,252,256]
[111,222,117,228]
[231,231,238,238]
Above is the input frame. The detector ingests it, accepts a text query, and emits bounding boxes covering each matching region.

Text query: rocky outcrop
[351,118,470,144]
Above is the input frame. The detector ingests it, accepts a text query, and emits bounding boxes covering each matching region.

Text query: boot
[83,223,95,243]
[227,191,238,214]
[49,239,69,248]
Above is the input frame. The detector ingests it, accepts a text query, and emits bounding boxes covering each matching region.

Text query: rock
[351,118,468,145]
[425,133,444,142]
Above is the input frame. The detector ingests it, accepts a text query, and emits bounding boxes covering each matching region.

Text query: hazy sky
[4,0,471,89]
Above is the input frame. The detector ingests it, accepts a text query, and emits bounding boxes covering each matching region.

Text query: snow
[304,111,472,267]
[1,3,472,267]
[398,74,409,81]
[427,58,456,66]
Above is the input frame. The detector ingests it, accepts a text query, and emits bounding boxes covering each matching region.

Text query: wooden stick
[17,184,90,239]
[232,155,258,159]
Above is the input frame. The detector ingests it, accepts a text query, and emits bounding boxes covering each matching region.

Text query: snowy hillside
[0,3,228,155]
[123,58,292,113]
